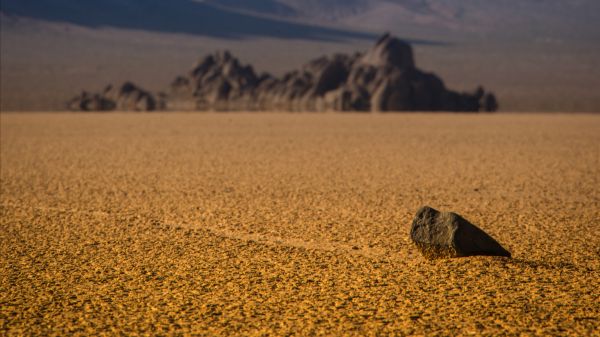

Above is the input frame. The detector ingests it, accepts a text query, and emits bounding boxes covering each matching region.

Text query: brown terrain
[1,113,599,336]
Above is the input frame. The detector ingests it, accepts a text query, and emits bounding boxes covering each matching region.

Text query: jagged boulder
[410,206,511,259]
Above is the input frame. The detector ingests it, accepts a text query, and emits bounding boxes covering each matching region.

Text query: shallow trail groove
[1,113,599,336]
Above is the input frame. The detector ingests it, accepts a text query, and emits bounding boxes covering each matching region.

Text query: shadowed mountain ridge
[197,0,600,39]
[0,0,374,41]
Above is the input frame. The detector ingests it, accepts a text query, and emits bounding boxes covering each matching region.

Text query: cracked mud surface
[1,113,599,336]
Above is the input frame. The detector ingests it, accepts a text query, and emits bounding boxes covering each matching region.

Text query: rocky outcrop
[67,91,116,111]
[70,34,498,112]
[410,206,511,259]
[167,34,497,112]
[168,51,261,111]
[360,33,414,69]
[68,82,159,111]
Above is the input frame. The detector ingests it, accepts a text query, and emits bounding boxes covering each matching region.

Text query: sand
[1,113,599,336]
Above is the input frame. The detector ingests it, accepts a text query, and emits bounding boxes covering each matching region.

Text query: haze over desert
[1,113,598,335]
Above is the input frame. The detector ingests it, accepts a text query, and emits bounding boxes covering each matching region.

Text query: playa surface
[1,113,599,336]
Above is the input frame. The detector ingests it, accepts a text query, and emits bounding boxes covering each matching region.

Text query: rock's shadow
[1,0,380,42]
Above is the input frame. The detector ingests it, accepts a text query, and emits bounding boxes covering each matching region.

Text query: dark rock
[324,84,370,111]
[410,72,445,111]
[370,70,412,111]
[309,55,352,96]
[360,33,414,69]
[67,91,115,111]
[68,82,157,112]
[109,82,157,111]
[484,93,499,112]
[171,76,190,88]
[410,206,511,259]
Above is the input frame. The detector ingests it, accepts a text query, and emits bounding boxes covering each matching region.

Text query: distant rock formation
[69,34,498,112]
[68,82,159,111]
[168,34,497,112]
[410,206,511,259]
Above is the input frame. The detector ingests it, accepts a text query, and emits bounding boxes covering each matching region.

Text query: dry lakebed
[1,113,599,336]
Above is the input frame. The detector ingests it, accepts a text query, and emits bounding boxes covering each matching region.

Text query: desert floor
[1,113,599,336]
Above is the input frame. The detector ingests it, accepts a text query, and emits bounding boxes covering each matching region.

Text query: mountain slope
[0,0,372,41]
[198,0,600,41]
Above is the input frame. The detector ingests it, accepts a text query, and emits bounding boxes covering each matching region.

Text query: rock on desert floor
[1,113,599,336]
